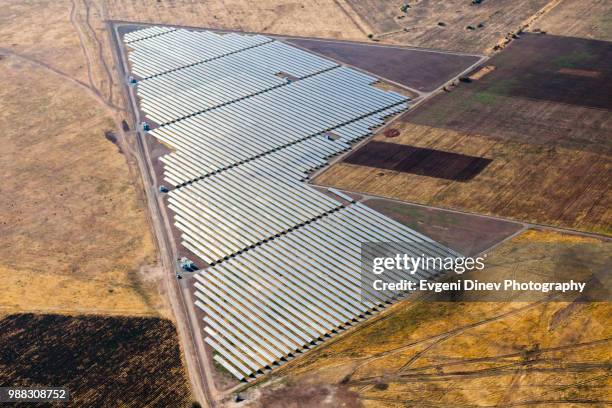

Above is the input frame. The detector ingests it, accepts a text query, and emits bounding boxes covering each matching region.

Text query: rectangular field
[316,122,611,235]
[0,314,192,407]
[344,141,492,181]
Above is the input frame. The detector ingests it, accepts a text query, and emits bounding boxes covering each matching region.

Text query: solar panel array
[124,27,458,380]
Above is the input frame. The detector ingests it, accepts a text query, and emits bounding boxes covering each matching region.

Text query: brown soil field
[457,34,612,110]
[239,229,612,407]
[0,313,192,407]
[530,0,612,41]
[345,141,492,181]
[405,35,612,150]
[0,0,163,316]
[362,198,523,256]
[285,38,481,92]
[349,0,552,54]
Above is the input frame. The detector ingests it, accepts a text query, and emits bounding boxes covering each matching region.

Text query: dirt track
[108,22,217,407]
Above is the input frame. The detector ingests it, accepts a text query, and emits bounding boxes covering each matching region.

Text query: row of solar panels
[128,29,272,79]
[157,103,405,187]
[136,41,339,124]
[123,27,455,381]
[168,150,346,264]
[123,26,177,44]
[196,203,458,379]
[149,67,407,186]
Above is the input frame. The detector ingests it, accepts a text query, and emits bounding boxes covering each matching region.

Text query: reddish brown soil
[344,141,492,181]
[285,38,480,91]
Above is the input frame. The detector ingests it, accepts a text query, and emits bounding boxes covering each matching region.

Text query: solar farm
[122,26,458,381]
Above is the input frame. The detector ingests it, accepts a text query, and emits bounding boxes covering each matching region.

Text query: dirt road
[107,21,218,407]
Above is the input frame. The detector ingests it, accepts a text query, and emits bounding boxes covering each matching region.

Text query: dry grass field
[106,0,366,40]
[0,1,195,402]
[531,0,612,41]
[0,0,163,316]
[241,230,612,407]
[0,313,193,407]
[350,0,552,53]
[107,0,562,55]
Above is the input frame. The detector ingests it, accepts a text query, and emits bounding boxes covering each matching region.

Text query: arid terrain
[0,0,165,316]
[530,0,612,41]
[350,0,555,53]
[0,1,193,404]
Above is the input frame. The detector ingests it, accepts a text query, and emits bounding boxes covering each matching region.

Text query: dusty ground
[350,0,553,54]
[238,229,611,407]
[530,0,612,41]
[0,313,193,407]
[0,0,164,316]
[106,0,562,55]
[106,0,366,40]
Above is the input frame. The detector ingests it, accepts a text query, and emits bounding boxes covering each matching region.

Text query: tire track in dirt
[0,47,119,113]
[69,0,123,112]
[353,360,610,385]
[70,0,96,92]
[333,0,371,37]
[342,300,549,384]
[84,0,116,106]
[398,338,611,374]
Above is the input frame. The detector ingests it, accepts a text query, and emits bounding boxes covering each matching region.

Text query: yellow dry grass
[104,0,564,55]
[106,0,366,40]
[252,229,611,407]
[0,0,163,317]
[314,123,612,235]
[469,65,496,81]
[530,0,612,41]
